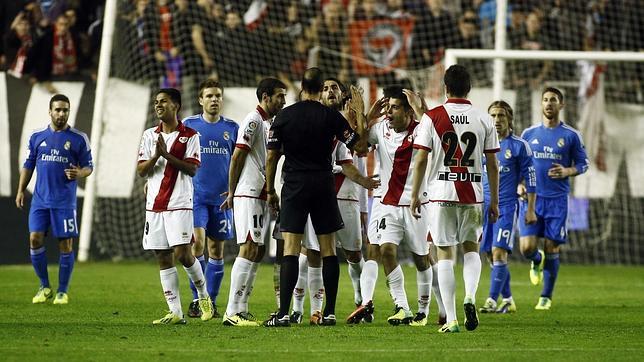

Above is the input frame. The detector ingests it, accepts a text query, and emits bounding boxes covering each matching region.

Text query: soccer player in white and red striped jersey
[137,88,213,325]
[220,78,287,326]
[348,85,435,326]
[410,65,500,333]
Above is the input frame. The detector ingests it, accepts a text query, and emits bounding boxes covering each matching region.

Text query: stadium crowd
[3,0,642,100]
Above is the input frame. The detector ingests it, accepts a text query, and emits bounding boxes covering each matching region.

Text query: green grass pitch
[1,262,643,361]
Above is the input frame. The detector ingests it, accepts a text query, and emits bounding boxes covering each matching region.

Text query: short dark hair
[198,79,223,97]
[256,78,287,101]
[49,94,70,109]
[542,86,564,103]
[383,85,411,111]
[157,88,182,110]
[302,67,324,94]
[444,64,471,98]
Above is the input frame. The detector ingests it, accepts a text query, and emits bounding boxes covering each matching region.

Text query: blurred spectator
[38,0,67,26]
[509,10,552,129]
[3,11,34,78]
[410,0,458,69]
[386,0,412,19]
[311,1,351,83]
[191,0,225,81]
[24,13,83,93]
[452,9,487,85]
[217,10,259,86]
[351,0,386,21]
[0,0,32,67]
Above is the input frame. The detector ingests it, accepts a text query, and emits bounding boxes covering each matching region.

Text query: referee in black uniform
[263,68,368,326]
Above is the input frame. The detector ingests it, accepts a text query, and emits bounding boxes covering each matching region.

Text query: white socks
[273,263,281,309]
[347,258,364,305]
[183,260,207,298]
[160,267,182,317]
[292,254,308,313]
[308,266,324,314]
[386,265,409,311]
[437,259,456,323]
[360,260,378,305]
[417,267,432,315]
[432,263,446,318]
[225,257,252,317]
[463,251,482,303]
[240,261,259,312]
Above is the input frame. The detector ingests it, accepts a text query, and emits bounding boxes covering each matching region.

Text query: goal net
[85,0,643,264]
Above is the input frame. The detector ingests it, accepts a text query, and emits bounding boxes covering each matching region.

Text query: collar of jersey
[446,98,471,105]
[155,120,186,133]
[256,105,269,121]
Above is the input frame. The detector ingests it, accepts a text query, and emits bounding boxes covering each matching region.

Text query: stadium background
[1,0,643,265]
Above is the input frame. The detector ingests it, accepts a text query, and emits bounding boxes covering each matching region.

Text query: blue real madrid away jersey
[483,133,536,206]
[183,114,238,206]
[521,122,589,198]
[24,125,93,209]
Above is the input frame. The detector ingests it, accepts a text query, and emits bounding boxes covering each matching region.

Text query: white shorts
[143,210,193,250]
[367,202,429,256]
[427,202,483,247]
[233,197,270,245]
[335,200,361,252]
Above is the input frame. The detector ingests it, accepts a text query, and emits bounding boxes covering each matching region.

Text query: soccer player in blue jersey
[16,94,93,305]
[182,79,238,318]
[519,87,589,310]
[479,101,536,314]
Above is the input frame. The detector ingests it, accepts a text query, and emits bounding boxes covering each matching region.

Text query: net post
[493,0,508,100]
[78,0,118,262]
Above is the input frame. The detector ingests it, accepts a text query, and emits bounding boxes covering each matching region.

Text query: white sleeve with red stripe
[483,114,500,152]
[138,128,153,162]
[335,142,353,165]
[185,133,201,165]
[367,121,382,145]
[413,114,434,151]
[236,112,259,150]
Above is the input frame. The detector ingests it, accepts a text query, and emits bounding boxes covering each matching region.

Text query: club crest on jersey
[254,231,261,238]
[504,149,512,159]
[64,141,71,150]
[223,131,230,141]
[178,136,188,143]
[557,138,565,147]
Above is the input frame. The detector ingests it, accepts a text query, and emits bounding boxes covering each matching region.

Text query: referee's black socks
[322,255,340,317]
[279,255,299,318]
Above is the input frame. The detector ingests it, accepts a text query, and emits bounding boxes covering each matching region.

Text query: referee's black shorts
[280,170,344,235]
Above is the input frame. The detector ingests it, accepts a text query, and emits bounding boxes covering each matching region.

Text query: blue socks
[525,249,542,265]
[30,247,50,288]
[206,258,224,304]
[189,255,207,300]
[488,260,509,301]
[542,253,560,298]
[58,251,75,293]
[501,272,512,299]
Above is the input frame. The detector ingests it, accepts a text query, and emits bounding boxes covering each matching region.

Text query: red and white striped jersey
[332,141,362,202]
[234,106,270,199]
[413,99,499,204]
[138,122,201,212]
[368,118,428,206]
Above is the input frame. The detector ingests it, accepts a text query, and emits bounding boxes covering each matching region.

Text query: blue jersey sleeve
[23,134,37,170]
[78,135,93,169]
[571,132,589,175]
[519,140,536,193]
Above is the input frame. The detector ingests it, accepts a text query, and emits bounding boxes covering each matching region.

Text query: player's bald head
[302,67,324,94]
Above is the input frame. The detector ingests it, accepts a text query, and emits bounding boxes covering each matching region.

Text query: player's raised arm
[340,162,380,190]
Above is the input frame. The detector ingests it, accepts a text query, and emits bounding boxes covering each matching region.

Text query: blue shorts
[519,196,568,244]
[29,207,78,239]
[481,202,517,253]
[193,203,233,240]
